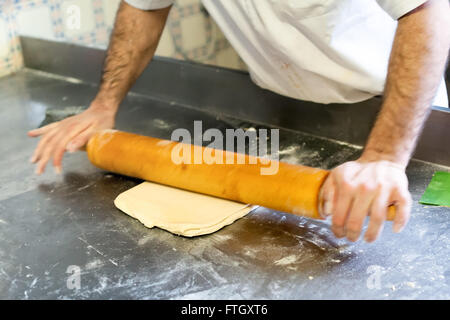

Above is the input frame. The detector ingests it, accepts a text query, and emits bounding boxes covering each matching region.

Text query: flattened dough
[114,182,253,237]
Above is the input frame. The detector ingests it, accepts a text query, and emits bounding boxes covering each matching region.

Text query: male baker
[28,0,450,242]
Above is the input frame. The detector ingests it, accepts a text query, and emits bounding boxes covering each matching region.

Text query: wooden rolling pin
[87,130,395,220]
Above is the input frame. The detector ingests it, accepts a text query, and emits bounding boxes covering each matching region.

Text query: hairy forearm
[361,0,450,168]
[92,1,171,111]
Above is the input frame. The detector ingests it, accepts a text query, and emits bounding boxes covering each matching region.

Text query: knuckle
[341,180,355,192]
[70,139,81,148]
[358,183,369,193]
[360,182,377,194]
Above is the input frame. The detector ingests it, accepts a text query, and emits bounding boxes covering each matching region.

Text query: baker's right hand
[28,104,116,175]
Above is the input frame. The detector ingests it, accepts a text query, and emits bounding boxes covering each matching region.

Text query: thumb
[319,174,335,218]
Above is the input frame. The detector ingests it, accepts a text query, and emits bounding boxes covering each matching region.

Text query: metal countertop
[1,69,449,299]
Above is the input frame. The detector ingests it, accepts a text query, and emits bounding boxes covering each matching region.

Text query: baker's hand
[28,103,116,175]
[319,159,412,242]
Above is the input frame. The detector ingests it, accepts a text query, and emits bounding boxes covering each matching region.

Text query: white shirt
[125,0,448,107]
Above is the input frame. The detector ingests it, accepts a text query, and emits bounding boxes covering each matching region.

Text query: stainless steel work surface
[1,68,449,300]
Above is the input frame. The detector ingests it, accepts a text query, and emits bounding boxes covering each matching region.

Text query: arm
[28,1,171,174]
[320,0,450,242]
[362,0,450,167]
[93,1,171,112]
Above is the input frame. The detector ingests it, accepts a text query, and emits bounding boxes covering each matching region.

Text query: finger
[365,189,390,242]
[53,124,93,170]
[345,186,376,242]
[52,140,70,174]
[331,164,361,238]
[30,127,60,163]
[331,180,354,238]
[28,122,59,137]
[35,124,78,174]
[35,139,57,175]
[52,145,66,173]
[319,174,335,218]
[66,126,95,152]
[35,156,51,175]
[392,190,412,233]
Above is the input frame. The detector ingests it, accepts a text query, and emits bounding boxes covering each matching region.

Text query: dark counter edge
[20,36,450,167]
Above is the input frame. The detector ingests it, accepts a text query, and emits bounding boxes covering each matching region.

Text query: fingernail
[29,156,36,163]
[54,166,62,175]
[332,226,345,238]
[364,234,373,243]
[347,231,359,242]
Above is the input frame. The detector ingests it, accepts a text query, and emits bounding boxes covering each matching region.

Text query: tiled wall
[0,0,246,77]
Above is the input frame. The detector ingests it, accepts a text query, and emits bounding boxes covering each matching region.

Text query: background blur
[0,0,247,78]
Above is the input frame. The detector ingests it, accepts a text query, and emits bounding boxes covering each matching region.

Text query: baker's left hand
[319,159,412,242]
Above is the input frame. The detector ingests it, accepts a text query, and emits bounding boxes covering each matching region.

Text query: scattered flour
[153,118,172,130]
[85,259,104,270]
[274,255,298,266]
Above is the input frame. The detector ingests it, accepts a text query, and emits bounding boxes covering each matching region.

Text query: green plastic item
[419,171,450,207]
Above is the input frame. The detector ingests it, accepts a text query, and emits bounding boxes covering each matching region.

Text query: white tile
[0,17,10,59]
[17,6,55,39]
[0,65,12,77]
[178,0,201,6]
[211,18,226,41]
[104,0,121,27]
[156,26,175,57]
[61,0,95,37]
[216,47,241,70]
[180,13,207,51]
